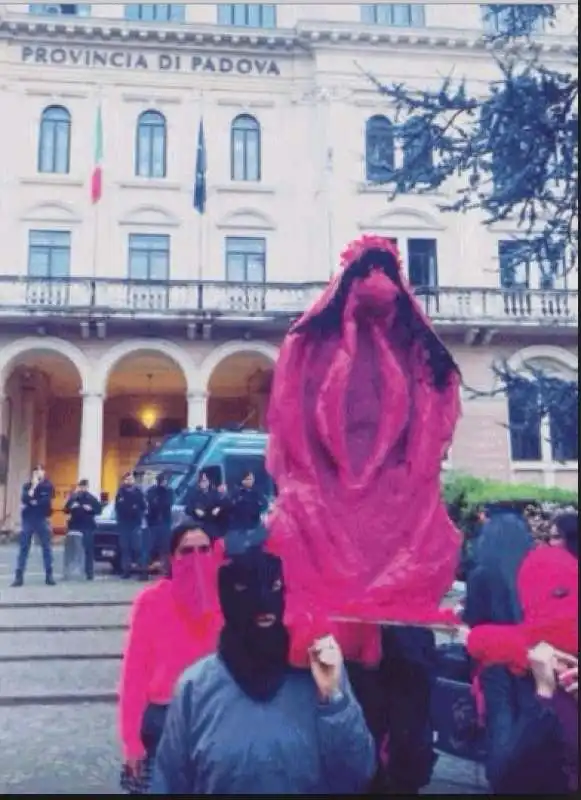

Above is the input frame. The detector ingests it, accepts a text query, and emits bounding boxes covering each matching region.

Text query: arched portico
[199,340,279,430]
[95,340,196,499]
[0,336,91,394]
[0,337,91,531]
[94,338,197,396]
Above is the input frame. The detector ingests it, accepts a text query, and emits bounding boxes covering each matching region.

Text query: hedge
[443,471,578,507]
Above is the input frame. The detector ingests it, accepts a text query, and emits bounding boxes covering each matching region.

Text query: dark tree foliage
[463,360,579,464]
[361,4,578,279]
[361,4,578,457]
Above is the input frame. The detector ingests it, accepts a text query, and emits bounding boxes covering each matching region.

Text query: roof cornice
[0,14,301,54]
[295,19,578,58]
[0,13,576,59]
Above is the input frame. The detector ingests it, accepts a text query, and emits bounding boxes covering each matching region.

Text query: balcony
[0,277,577,330]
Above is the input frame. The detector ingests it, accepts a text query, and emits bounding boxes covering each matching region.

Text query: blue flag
[193,118,206,214]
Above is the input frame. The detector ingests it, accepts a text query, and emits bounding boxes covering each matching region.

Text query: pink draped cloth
[266,236,462,642]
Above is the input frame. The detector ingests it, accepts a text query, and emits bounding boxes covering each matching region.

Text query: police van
[94,428,273,572]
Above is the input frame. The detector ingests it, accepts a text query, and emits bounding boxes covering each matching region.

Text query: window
[408,239,438,288]
[365,115,395,183]
[217,4,276,28]
[499,240,566,292]
[135,110,167,178]
[482,5,546,35]
[38,105,71,174]
[508,375,578,463]
[361,4,425,27]
[124,4,185,22]
[231,115,261,181]
[499,240,530,289]
[128,234,170,281]
[29,4,91,16]
[28,230,71,277]
[225,237,266,283]
[402,117,433,174]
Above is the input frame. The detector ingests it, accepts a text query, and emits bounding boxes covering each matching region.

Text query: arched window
[365,115,394,183]
[507,357,578,463]
[38,105,71,174]
[231,114,261,181]
[135,110,167,178]
[402,116,433,174]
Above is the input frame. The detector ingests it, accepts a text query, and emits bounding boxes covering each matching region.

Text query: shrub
[443,471,578,535]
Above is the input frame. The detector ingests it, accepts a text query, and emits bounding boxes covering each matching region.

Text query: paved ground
[0,542,485,795]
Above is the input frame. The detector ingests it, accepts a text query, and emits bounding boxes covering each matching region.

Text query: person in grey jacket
[150,550,376,795]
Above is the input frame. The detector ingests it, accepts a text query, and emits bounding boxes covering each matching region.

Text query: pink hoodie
[118,578,222,760]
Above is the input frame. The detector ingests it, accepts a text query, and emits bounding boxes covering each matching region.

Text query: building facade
[0,3,577,531]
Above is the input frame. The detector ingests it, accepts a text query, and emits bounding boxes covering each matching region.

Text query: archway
[0,344,87,532]
[101,348,189,500]
[205,347,277,430]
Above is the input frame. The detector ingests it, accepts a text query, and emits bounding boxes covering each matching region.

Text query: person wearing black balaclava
[150,550,376,795]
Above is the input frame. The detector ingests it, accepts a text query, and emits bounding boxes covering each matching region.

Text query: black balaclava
[218,550,289,702]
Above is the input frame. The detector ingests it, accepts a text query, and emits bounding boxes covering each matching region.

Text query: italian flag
[91,104,103,204]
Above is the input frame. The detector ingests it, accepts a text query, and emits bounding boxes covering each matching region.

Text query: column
[78,393,104,495]
[187,391,208,429]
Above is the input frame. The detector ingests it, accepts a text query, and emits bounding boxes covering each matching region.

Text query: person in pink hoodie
[118,518,224,794]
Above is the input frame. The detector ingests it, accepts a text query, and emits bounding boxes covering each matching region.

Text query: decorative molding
[214,183,276,196]
[20,176,84,189]
[216,98,276,109]
[217,207,276,231]
[119,203,181,228]
[121,94,182,105]
[117,180,182,193]
[20,199,83,224]
[358,207,445,232]
[0,17,302,53]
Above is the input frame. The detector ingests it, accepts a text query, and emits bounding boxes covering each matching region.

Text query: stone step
[0,629,125,660]
[0,658,119,704]
[0,578,142,607]
[0,604,130,630]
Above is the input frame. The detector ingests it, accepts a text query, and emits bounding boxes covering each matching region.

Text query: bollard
[62,530,85,581]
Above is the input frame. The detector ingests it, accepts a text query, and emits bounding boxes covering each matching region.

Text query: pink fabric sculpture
[266,235,462,629]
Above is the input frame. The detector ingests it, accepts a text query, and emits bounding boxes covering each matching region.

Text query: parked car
[94,428,274,573]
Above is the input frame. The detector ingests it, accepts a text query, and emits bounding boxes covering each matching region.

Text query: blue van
[94,428,274,572]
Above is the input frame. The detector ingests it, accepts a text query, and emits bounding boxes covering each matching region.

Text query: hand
[528,642,557,698]
[308,635,343,701]
[554,650,578,700]
[559,667,578,700]
[218,484,227,494]
[82,504,92,511]
[211,507,220,516]
[124,757,141,779]
[195,509,204,518]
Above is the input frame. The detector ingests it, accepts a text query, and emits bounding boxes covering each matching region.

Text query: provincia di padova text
[19,45,282,76]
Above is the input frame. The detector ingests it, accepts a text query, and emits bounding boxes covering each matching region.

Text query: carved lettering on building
[20,46,281,76]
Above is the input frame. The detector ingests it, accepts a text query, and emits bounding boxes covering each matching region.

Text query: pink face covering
[170,549,220,615]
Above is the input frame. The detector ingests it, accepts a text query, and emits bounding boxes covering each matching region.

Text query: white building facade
[0,3,577,531]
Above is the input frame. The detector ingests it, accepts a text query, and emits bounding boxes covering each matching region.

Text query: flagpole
[91,90,102,283]
[197,91,205,283]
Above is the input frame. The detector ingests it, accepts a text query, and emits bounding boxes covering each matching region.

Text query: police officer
[12,464,56,587]
[114,472,147,580]
[64,479,102,580]
[145,473,174,575]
